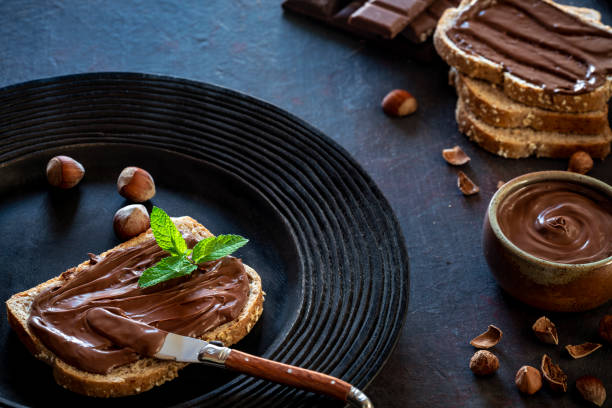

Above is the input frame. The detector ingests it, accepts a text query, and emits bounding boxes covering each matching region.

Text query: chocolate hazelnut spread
[448,0,612,94]
[27,236,249,374]
[497,181,612,264]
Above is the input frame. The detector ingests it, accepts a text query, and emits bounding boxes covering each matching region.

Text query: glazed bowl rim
[487,170,612,269]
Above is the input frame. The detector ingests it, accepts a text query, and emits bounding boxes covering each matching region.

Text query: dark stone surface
[0,0,611,407]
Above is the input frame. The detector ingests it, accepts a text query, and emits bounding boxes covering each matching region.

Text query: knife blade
[86,307,373,407]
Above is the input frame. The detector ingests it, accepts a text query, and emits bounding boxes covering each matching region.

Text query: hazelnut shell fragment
[567,151,593,174]
[381,89,418,117]
[541,354,567,393]
[442,146,470,166]
[470,325,502,349]
[46,155,85,189]
[565,342,602,359]
[576,375,606,407]
[117,167,156,202]
[457,171,479,195]
[469,350,499,376]
[532,316,559,345]
[113,204,150,241]
[515,365,542,395]
[599,315,612,344]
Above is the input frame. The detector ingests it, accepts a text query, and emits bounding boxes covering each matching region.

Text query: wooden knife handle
[225,349,352,401]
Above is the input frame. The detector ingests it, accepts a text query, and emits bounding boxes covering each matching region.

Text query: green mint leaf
[192,234,249,264]
[150,206,187,256]
[138,254,197,288]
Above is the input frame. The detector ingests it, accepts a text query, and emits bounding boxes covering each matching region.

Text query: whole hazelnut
[567,151,593,174]
[599,315,612,344]
[515,366,542,395]
[46,156,85,188]
[113,204,150,240]
[469,350,499,376]
[117,167,156,202]
[381,89,418,117]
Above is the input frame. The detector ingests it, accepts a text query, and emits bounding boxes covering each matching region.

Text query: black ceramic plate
[0,73,409,408]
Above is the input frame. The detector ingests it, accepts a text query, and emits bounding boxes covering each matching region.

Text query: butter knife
[87,307,373,407]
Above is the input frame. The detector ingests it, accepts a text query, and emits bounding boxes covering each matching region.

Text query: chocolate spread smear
[28,236,249,374]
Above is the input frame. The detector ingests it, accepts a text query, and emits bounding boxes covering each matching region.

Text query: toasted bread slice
[434,0,612,113]
[456,98,612,159]
[451,69,609,135]
[6,216,264,398]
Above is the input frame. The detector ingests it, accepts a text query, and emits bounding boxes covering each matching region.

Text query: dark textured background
[0,1,611,407]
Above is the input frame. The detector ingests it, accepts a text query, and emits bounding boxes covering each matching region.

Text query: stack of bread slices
[434,1,612,159]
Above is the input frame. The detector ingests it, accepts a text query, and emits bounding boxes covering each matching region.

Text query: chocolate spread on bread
[28,236,249,374]
[497,181,612,264]
[447,0,612,94]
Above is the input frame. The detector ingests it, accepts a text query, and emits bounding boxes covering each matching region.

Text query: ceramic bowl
[483,171,612,312]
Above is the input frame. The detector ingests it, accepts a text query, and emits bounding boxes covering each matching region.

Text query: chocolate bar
[348,3,409,39]
[348,0,436,39]
[283,0,455,44]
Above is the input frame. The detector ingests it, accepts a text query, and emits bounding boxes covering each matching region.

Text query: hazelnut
[599,315,612,344]
[46,155,85,188]
[515,366,542,395]
[117,167,156,202]
[469,350,499,376]
[381,89,418,117]
[576,375,606,407]
[567,151,593,174]
[113,204,150,240]
[457,171,479,195]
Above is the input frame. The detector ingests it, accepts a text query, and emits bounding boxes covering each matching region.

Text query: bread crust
[456,98,612,159]
[451,69,609,135]
[5,216,264,398]
[434,0,612,113]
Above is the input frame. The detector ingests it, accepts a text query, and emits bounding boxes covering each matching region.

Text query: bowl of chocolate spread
[483,171,612,312]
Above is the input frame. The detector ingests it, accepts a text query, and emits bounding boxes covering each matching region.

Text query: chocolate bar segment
[348,3,409,38]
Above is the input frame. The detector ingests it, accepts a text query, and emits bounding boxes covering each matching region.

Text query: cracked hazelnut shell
[576,375,606,407]
[442,146,470,166]
[117,166,156,202]
[541,354,567,393]
[565,342,602,359]
[470,325,502,349]
[457,171,479,195]
[532,316,559,345]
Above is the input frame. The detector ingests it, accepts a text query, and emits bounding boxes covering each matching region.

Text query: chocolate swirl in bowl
[497,181,612,264]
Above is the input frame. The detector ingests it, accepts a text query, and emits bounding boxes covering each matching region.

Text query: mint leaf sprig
[138,207,248,288]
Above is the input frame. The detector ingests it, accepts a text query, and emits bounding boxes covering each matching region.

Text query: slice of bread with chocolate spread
[5,216,264,398]
[434,0,612,113]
